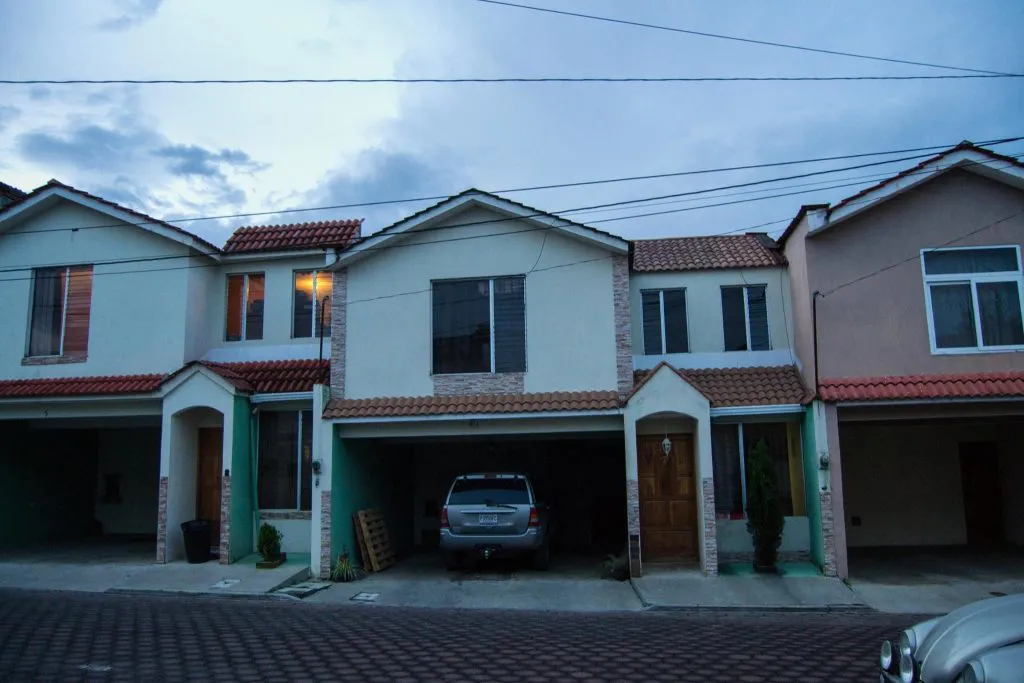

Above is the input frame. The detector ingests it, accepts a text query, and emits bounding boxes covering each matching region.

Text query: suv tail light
[528,506,539,528]
[440,506,449,529]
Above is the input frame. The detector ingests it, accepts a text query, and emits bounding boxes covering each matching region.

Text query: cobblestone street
[0,589,920,682]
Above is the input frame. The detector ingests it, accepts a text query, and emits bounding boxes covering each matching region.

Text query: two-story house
[0,180,360,567]
[781,142,1024,580]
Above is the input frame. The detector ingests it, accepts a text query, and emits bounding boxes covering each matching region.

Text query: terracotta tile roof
[631,234,786,272]
[0,180,220,253]
[199,359,329,394]
[818,372,1024,402]
[0,180,26,204]
[0,374,164,399]
[631,364,811,407]
[223,219,363,254]
[323,390,620,419]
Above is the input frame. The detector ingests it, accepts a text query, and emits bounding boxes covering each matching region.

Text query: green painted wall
[230,396,254,562]
[801,405,825,570]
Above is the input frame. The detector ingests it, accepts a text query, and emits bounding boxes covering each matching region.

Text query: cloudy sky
[0,0,1021,246]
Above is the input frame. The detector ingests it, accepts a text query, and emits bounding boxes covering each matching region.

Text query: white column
[311,384,334,579]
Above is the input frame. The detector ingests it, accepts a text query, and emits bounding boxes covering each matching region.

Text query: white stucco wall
[630,267,795,370]
[262,518,311,554]
[717,517,810,556]
[95,428,162,536]
[0,201,198,378]
[344,207,620,398]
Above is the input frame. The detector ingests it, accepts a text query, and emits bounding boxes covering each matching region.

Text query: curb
[105,588,301,602]
[643,603,874,613]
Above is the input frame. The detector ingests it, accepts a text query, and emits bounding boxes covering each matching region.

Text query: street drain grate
[350,592,379,603]
[210,579,241,589]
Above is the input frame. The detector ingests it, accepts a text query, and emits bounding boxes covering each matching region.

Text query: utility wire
[468,0,1021,77]
[4,136,1018,238]
[2,74,1020,85]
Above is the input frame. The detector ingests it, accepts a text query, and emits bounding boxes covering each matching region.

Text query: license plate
[478,513,498,525]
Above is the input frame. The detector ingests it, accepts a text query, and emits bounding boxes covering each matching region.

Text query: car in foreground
[439,473,551,570]
[879,593,1024,682]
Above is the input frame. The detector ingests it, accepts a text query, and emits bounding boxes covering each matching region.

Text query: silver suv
[439,473,550,570]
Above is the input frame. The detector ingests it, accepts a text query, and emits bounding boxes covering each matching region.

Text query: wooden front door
[196,427,223,547]
[959,442,1004,548]
[637,434,698,562]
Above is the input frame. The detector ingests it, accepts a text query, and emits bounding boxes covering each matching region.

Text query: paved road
[0,589,921,682]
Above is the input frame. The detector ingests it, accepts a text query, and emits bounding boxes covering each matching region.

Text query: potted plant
[331,548,361,582]
[255,522,286,569]
[745,439,785,574]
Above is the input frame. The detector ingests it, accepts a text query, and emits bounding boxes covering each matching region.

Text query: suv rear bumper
[440,527,544,552]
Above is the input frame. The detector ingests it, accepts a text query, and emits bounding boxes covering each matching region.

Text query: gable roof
[0,181,26,204]
[631,234,786,272]
[224,219,363,254]
[778,142,1024,245]
[630,364,811,407]
[331,188,629,269]
[161,358,330,394]
[0,180,221,255]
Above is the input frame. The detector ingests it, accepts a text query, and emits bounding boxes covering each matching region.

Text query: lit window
[225,273,265,341]
[293,270,332,338]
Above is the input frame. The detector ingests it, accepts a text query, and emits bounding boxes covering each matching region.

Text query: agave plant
[331,553,360,582]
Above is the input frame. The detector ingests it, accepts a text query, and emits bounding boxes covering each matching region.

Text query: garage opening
[840,414,1024,580]
[0,418,161,563]
[335,432,627,574]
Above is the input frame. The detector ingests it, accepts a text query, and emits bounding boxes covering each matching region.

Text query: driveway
[847,547,1024,614]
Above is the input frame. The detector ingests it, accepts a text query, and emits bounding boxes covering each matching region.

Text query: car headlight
[959,661,983,683]
[880,640,894,671]
[899,630,916,658]
[899,653,916,683]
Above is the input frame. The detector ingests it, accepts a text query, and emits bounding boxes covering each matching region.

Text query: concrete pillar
[623,415,641,577]
[311,385,334,579]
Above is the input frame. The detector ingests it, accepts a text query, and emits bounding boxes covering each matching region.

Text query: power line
[4,136,1018,238]
[468,0,1021,77]
[2,74,1020,85]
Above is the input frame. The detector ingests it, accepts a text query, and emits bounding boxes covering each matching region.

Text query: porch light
[661,436,672,456]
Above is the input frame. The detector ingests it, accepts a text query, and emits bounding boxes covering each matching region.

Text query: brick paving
[0,589,919,682]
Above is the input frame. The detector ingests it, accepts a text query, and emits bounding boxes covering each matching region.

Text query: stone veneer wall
[701,478,718,576]
[319,490,332,579]
[259,511,312,521]
[433,372,525,396]
[612,254,633,396]
[820,490,837,577]
[218,475,231,564]
[329,268,348,399]
[155,476,169,563]
[626,478,641,577]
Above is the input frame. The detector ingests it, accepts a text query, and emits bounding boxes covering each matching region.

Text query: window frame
[640,287,689,355]
[26,266,73,358]
[292,269,331,339]
[721,284,771,352]
[256,409,312,512]
[920,245,1024,355]
[225,272,265,342]
[430,275,527,375]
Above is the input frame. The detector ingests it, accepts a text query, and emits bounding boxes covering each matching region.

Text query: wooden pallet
[353,513,371,571]
[355,508,395,572]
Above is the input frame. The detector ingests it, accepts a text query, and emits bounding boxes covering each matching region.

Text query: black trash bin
[181,519,212,564]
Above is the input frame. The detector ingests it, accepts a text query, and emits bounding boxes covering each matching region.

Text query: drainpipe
[318,295,330,380]
[811,291,821,393]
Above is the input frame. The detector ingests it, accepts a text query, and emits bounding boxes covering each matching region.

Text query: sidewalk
[632,563,866,611]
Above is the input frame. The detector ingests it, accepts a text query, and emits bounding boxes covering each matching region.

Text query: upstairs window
[293,270,332,339]
[641,288,689,354]
[258,410,313,511]
[721,285,770,351]
[28,265,93,359]
[432,276,526,374]
[225,273,264,341]
[923,246,1024,352]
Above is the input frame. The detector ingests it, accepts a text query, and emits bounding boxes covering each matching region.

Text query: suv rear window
[447,478,530,505]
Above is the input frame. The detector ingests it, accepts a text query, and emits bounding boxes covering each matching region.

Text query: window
[922,246,1024,352]
[641,288,689,354]
[432,276,526,374]
[721,285,770,351]
[27,265,93,358]
[225,273,265,341]
[447,477,531,505]
[712,422,800,519]
[293,270,332,338]
[258,410,313,511]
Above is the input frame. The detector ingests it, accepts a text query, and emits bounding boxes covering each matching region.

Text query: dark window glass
[712,424,743,517]
[977,281,1024,347]
[258,412,299,509]
[29,267,66,356]
[494,276,526,372]
[432,279,491,374]
[721,287,748,351]
[742,422,793,517]
[923,248,1018,275]
[747,285,770,351]
[300,410,312,511]
[663,289,689,353]
[930,283,977,348]
[245,274,265,340]
[641,291,662,355]
[293,271,314,338]
[447,478,530,505]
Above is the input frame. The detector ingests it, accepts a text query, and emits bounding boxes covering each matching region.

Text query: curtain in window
[923,248,1018,275]
[494,276,526,372]
[712,424,743,517]
[743,422,793,516]
[721,287,747,351]
[746,286,770,351]
[316,272,332,338]
[977,281,1024,346]
[29,268,66,356]
[930,283,977,348]
[293,271,314,338]
[663,289,689,353]
[245,274,265,340]
[62,266,93,356]
[258,412,299,509]
[641,291,662,355]
[432,280,490,374]
[225,275,244,341]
